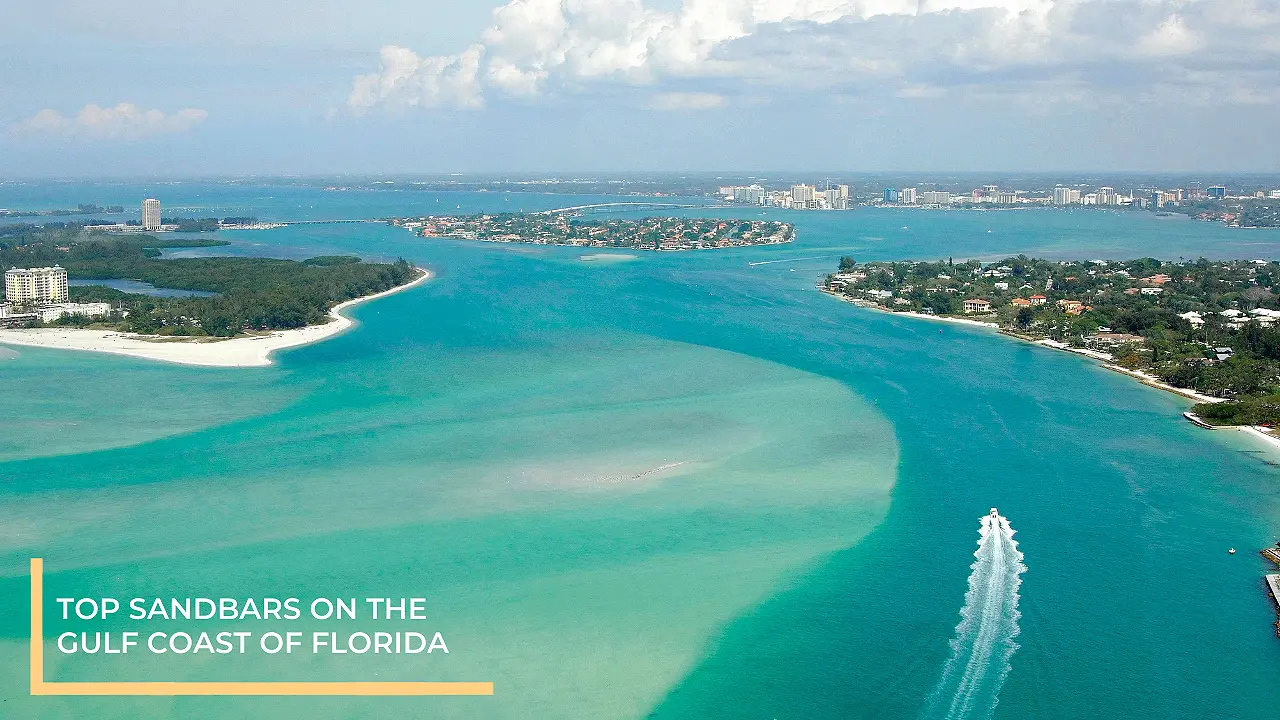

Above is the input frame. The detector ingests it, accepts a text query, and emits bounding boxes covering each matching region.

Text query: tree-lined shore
[1,226,418,337]
[825,255,1280,424]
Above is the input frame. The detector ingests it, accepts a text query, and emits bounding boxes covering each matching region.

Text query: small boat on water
[1229,548,1237,554]
[990,507,999,518]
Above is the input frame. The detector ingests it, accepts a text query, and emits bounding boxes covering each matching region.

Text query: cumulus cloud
[10,103,208,139]
[349,45,485,110]
[348,0,1280,111]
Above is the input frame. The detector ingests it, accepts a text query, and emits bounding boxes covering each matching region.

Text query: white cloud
[349,44,485,111]
[648,91,727,110]
[10,103,207,139]
[1136,15,1203,57]
[349,0,1280,111]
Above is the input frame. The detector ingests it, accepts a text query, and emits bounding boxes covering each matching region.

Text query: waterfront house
[963,298,992,313]
[1010,298,1032,307]
[1057,299,1085,314]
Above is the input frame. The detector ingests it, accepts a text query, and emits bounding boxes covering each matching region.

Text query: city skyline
[3,0,1279,177]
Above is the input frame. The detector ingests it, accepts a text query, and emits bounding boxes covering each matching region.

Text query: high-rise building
[1053,187,1077,205]
[920,191,951,205]
[791,184,816,207]
[883,188,898,204]
[5,266,69,304]
[973,185,1000,203]
[823,189,842,210]
[1096,187,1119,206]
[142,198,161,231]
[900,188,918,205]
[1207,186,1227,199]
[732,185,766,205]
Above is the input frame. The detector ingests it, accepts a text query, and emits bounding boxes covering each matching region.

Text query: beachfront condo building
[142,198,162,231]
[791,184,816,206]
[5,266,69,304]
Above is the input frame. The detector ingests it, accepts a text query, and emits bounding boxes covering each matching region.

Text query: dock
[1264,547,1280,567]
[1259,551,1280,637]
[1183,411,1216,429]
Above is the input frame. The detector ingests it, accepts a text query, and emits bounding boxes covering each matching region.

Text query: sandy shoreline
[822,286,1231,405]
[828,289,1280,455]
[822,289,1280,450]
[820,290,1000,329]
[0,268,432,367]
[1027,338,1223,404]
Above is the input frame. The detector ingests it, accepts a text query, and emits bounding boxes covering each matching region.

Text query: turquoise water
[3,186,1280,718]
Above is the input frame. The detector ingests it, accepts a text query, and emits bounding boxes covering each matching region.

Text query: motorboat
[990,507,999,518]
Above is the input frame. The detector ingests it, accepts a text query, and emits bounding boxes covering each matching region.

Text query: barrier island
[392,214,794,251]
[0,226,427,366]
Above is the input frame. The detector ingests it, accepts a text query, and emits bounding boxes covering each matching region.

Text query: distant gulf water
[2,185,1280,719]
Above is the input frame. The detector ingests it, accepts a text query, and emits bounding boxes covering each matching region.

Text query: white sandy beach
[887,309,1000,329]
[1239,425,1280,452]
[821,287,1232,407]
[1033,338,1224,404]
[0,268,432,368]
[820,289,1000,329]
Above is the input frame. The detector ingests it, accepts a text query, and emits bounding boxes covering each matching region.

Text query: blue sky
[4,0,1279,176]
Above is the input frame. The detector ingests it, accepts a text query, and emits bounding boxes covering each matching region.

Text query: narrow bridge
[280,219,382,225]
[534,202,706,216]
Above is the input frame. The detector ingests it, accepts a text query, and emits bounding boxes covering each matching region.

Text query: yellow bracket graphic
[29,558,494,696]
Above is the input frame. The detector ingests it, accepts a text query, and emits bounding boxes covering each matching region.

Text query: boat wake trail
[920,510,1027,720]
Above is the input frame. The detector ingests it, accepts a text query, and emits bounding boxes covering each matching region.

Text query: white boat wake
[920,509,1027,720]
